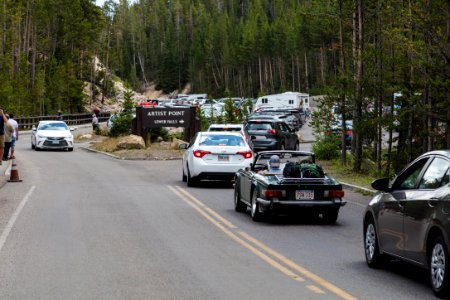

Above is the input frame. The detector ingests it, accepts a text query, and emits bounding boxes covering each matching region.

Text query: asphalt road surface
[0,128,438,299]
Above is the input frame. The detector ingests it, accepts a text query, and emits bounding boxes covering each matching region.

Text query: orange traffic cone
[8,159,22,182]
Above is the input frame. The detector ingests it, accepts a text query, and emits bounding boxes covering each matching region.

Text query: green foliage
[222,98,241,124]
[108,114,133,137]
[312,136,341,161]
[123,89,134,110]
[147,128,170,142]
[169,130,184,141]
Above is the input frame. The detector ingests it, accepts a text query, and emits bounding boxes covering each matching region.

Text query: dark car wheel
[234,185,247,212]
[251,192,264,222]
[182,166,187,182]
[187,167,197,187]
[68,148,73,152]
[430,236,450,298]
[322,210,339,224]
[31,143,35,150]
[364,218,385,268]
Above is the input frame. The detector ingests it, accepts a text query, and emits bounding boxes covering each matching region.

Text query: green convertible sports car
[233,150,346,222]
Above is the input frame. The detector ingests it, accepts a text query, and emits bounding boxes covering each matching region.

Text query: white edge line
[0,185,36,253]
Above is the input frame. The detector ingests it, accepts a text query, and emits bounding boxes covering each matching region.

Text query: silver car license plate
[218,155,229,161]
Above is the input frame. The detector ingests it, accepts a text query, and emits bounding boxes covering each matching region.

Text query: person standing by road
[0,108,7,165]
[7,113,18,159]
[3,114,14,161]
[92,113,99,131]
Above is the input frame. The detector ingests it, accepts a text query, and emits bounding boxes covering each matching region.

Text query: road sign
[139,107,191,128]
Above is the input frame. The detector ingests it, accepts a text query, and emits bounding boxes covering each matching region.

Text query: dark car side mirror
[371,178,390,192]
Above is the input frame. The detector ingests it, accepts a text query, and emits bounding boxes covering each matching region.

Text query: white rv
[254,92,309,112]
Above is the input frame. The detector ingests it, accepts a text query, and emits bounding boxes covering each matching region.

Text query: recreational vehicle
[254,92,309,112]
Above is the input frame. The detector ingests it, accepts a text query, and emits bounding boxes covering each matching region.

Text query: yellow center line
[307,285,326,294]
[168,186,304,281]
[238,231,357,300]
[168,185,358,300]
[175,186,237,229]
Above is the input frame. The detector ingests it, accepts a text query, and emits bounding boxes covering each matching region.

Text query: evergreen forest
[0,0,448,174]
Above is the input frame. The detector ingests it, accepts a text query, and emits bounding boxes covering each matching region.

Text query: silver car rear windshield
[199,134,245,146]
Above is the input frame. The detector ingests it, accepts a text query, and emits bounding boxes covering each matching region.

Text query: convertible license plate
[218,155,229,161]
[295,190,314,200]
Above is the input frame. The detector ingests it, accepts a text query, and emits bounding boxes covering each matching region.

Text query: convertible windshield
[39,123,69,130]
[256,152,314,167]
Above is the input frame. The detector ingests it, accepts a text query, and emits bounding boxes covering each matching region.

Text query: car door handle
[428,198,439,207]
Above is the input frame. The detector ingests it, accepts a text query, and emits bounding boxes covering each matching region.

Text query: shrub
[312,136,341,160]
[147,127,170,142]
[108,114,133,137]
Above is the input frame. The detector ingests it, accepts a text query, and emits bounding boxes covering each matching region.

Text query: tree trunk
[338,0,347,165]
[353,0,364,172]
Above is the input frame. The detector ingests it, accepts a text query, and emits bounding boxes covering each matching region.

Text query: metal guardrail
[15,112,111,130]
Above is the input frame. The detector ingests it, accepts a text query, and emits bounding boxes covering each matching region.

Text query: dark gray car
[363,150,450,298]
[246,119,299,152]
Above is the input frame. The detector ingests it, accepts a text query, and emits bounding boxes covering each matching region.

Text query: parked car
[254,107,306,126]
[327,119,353,145]
[201,104,224,118]
[180,132,253,187]
[31,120,75,151]
[249,113,300,131]
[234,150,346,222]
[363,150,450,298]
[246,119,299,151]
[207,123,253,149]
[215,97,242,108]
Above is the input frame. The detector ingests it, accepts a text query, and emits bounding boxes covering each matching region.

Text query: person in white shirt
[7,113,18,159]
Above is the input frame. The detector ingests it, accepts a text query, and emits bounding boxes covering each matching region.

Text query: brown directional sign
[139,107,191,128]
[134,106,200,142]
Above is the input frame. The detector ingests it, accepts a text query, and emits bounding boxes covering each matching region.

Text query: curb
[340,181,376,195]
[0,160,12,188]
[79,146,182,161]
[79,146,123,159]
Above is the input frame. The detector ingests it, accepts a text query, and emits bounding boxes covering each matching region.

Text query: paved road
[0,127,438,299]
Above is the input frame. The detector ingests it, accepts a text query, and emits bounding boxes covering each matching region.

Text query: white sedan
[180,132,253,186]
[31,120,75,151]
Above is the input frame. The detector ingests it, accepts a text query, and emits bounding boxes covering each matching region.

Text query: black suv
[246,119,299,151]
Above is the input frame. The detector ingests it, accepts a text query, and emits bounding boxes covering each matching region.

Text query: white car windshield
[39,123,69,130]
[199,134,245,146]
